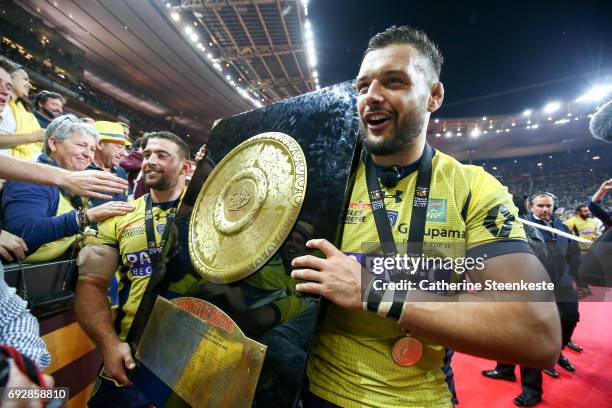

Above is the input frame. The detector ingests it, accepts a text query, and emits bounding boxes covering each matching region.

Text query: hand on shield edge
[291,238,365,312]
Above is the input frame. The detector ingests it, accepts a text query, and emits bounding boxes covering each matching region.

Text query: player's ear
[428,81,444,113]
[182,158,192,175]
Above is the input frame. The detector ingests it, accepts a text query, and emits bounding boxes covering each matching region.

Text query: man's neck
[533,214,552,223]
[93,156,112,172]
[36,110,51,120]
[150,184,184,203]
[370,136,426,167]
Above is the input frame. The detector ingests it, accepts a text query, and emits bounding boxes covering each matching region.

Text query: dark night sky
[309,0,612,118]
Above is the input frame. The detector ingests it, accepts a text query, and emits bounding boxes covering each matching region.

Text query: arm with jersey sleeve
[394,169,560,367]
[292,167,561,368]
[74,218,135,386]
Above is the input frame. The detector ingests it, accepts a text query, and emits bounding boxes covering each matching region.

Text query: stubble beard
[145,172,175,191]
[43,106,61,119]
[359,105,428,156]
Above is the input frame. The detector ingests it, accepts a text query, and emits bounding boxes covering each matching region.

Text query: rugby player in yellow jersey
[566,205,599,251]
[74,131,193,406]
[291,26,561,407]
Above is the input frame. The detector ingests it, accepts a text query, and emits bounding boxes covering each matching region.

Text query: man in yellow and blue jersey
[75,131,195,407]
[291,26,562,408]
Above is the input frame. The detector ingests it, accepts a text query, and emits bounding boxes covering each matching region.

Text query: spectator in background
[33,90,65,128]
[566,205,599,246]
[578,178,612,288]
[0,146,129,403]
[117,114,130,140]
[5,63,43,161]
[526,193,580,381]
[87,121,129,207]
[1,114,134,263]
[565,205,598,297]
[119,135,147,196]
[0,58,43,158]
[589,178,612,229]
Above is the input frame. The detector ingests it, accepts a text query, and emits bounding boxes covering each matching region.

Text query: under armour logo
[382,190,403,203]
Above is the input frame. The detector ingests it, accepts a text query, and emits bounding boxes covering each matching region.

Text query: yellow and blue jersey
[87,195,197,340]
[307,149,530,408]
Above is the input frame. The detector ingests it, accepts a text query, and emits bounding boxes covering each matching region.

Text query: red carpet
[453,294,612,407]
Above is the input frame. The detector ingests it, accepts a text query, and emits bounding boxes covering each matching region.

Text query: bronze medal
[392,336,423,367]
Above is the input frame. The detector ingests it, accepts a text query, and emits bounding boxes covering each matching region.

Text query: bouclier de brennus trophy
[133,82,361,407]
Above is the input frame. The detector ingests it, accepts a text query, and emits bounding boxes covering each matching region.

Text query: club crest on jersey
[426,199,447,222]
[156,223,166,234]
[387,209,399,227]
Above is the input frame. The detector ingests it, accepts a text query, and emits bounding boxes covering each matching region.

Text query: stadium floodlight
[309,55,317,68]
[189,33,198,42]
[445,131,452,138]
[523,109,532,116]
[482,116,487,120]
[171,12,180,22]
[575,84,612,103]
[470,127,481,138]
[543,101,561,114]
[184,26,193,35]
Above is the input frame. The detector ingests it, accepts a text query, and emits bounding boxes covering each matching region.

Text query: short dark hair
[575,205,587,213]
[365,25,444,82]
[34,90,65,109]
[0,58,17,76]
[145,131,190,160]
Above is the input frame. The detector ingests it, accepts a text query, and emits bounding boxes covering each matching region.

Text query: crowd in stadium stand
[478,146,612,218]
[0,37,202,153]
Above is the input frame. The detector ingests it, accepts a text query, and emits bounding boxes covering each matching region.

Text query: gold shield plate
[189,132,307,283]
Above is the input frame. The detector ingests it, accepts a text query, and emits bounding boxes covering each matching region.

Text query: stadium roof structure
[14,0,316,140]
[171,0,316,101]
[428,107,608,161]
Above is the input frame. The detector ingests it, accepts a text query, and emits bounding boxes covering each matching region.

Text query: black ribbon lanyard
[365,143,434,272]
[126,194,179,347]
[144,193,178,264]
